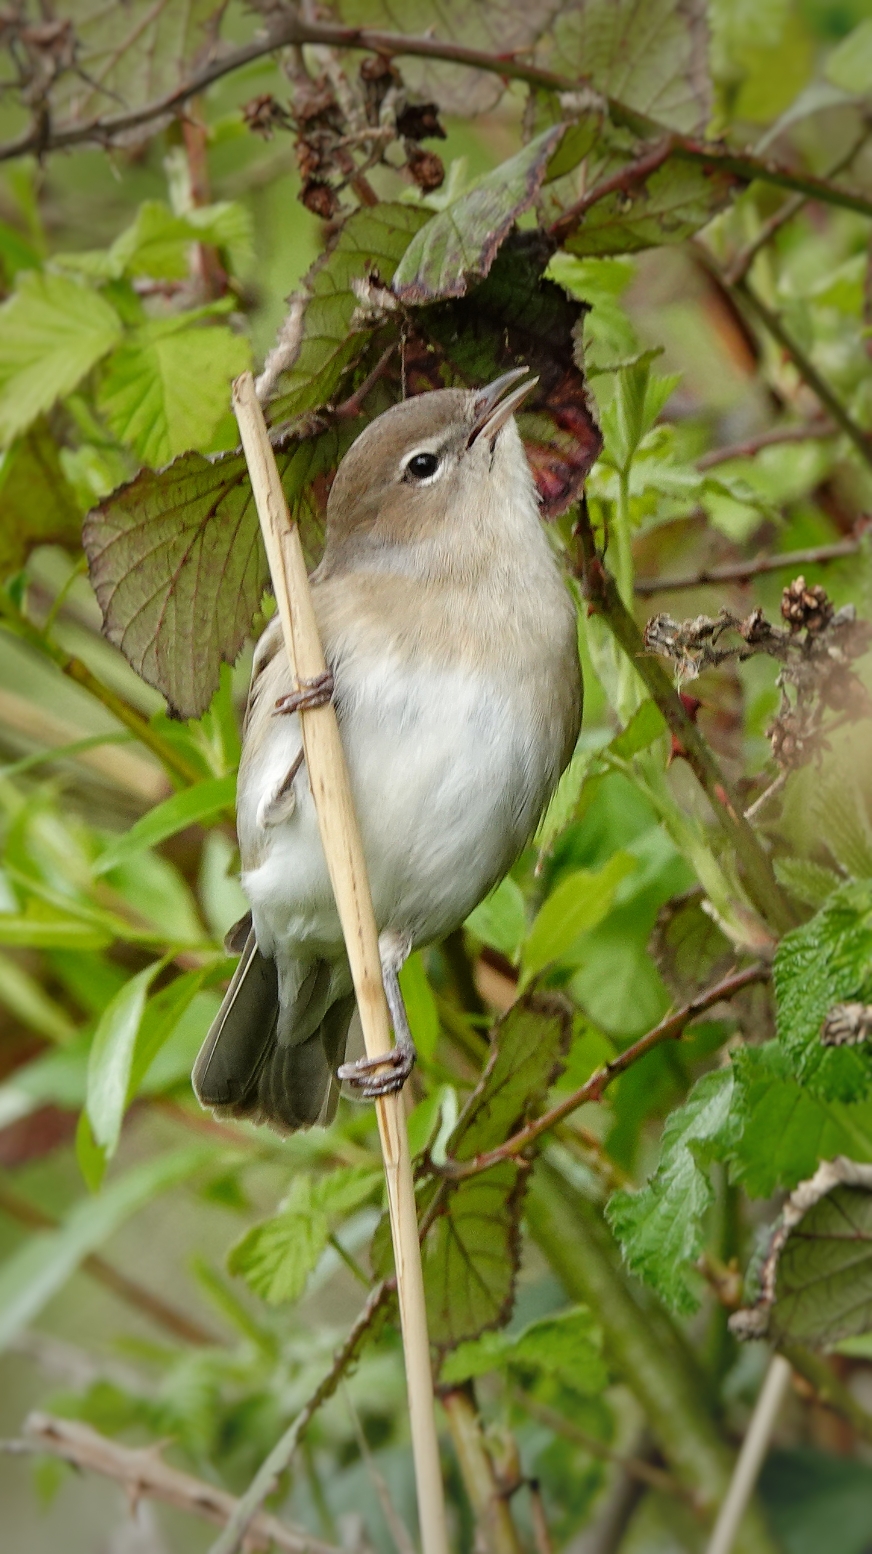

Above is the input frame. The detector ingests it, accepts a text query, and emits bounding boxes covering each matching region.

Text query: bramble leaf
[607,1068,737,1313]
[229,1168,380,1306]
[550,0,712,134]
[0,419,82,575]
[732,1158,872,1349]
[442,1304,607,1393]
[0,271,122,444]
[774,882,872,1101]
[449,993,572,1162]
[393,126,565,302]
[522,852,637,980]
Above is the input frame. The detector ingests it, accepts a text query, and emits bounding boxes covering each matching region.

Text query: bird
[193,369,582,1133]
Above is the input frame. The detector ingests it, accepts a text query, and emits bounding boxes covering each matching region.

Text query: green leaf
[449,994,572,1163]
[95,774,236,876]
[0,420,82,575]
[774,857,843,910]
[522,852,637,980]
[83,429,341,719]
[0,952,76,1043]
[774,882,872,1101]
[441,1304,606,1391]
[732,1158,872,1349]
[0,1146,212,1352]
[609,699,667,759]
[229,1168,380,1306]
[564,161,735,258]
[267,202,432,423]
[109,200,252,280]
[826,19,872,95]
[465,877,527,960]
[551,0,713,134]
[607,1068,737,1313]
[86,962,162,1157]
[729,1044,872,1199]
[0,916,112,950]
[99,319,250,466]
[397,952,440,1063]
[0,271,122,444]
[393,127,565,302]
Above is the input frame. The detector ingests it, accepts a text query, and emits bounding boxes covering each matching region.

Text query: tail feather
[193,930,354,1134]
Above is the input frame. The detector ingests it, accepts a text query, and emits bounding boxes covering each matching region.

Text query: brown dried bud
[406,145,445,192]
[768,711,806,768]
[300,180,340,220]
[781,575,833,634]
[293,76,341,127]
[396,101,446,141]
[360,54,402,123]
[242,94,291,140]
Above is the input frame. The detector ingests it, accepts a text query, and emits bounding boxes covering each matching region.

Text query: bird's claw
[274,669,334,717]
[338,1036,416,1100]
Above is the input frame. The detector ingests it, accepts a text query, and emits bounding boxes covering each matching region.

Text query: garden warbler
[193,370,582,1132]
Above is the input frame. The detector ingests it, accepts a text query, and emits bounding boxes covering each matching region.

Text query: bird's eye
[404,451,440,481]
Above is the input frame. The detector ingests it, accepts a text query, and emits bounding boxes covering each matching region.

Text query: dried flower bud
[781,575,833,634]
[821,1003,872,1046]
[242,94,291,139]
[300,180,340,220]
[293,76,342,127]
[406,146,445,192]
[768,711,806,768]
[396,101,446,141]
[360,54,402,123]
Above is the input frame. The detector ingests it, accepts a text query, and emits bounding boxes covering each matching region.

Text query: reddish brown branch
[695,420,837,471]
[549,135,677,245]
[436,964,769,1182]
[3,16,872,224]
[635,533,866,596]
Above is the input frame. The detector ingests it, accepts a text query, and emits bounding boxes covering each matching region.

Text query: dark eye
[405,451,440,481]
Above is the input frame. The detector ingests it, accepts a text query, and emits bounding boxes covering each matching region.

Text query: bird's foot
[338,1033,417,1100]
[273,669,334,717]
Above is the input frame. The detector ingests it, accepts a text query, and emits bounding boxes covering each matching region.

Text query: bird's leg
[273,668,334,717]
[338,930,417,1100]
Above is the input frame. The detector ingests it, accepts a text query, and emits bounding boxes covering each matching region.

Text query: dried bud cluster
[645,577,872,777]
[820,1002,872,1047]
[242,53,446,220]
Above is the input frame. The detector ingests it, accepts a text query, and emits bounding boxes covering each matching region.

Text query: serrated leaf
[774,857,843,910]
[551,0,712,134]
[774,882,872,1101]
[0,419,82,574]
[393,127,565,302]
[95,774,235,876]
[441,1304,606,1391]
[449,994,573,1162]
[732,1158,872,1348]
[0,271,122,444]
[812,782,872,879]
[729,1044,872,1199]
[83,431,340,718]
[59,201,254,282]
[86,963,162,1158]
[609,699,667,759]
[229,1168,380,1306]
[565,160,735,258]
[421,1162,528,1349]
[465,877,527,961]
[267,202,432,423]
[650,892,734,1004]
[607,1068,737,1313]
[98,319,250,466]
[522,852,637,980]
[0,1146,212,1352]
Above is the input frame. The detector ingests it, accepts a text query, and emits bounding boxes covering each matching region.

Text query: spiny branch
[435,963,769,1182]
[3,15,872,225]
[635,532,866,596]
[2,1413,339,1554]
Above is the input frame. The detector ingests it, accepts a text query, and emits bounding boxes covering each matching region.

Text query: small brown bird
[193,370,582,1132]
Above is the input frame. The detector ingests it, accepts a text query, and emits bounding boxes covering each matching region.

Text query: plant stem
[526,1164,780,1554]
[636,533,865,594]
[441,1384,524,1554]
[705,1356,791,1554]
[780,1342,872,1446]
[695,420,836,470]
[571,502,795,932]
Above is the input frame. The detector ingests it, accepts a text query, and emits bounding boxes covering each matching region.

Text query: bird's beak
[468,367,539,447]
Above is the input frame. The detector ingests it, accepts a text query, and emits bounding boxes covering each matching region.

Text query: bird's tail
[192,922,354,1133]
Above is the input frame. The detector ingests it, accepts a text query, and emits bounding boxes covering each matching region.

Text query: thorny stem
[5,17,872,221]
[571,501,796,932]
[549,135,677,245]
[435,964,769,1181]
[635,532,867,595]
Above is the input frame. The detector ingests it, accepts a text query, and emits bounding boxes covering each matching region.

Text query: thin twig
[435,964,769,1181]
[4,17,872,222]
[704,1355,792,1554]
[2,1413,338,1554]
[209,1282,394,1554]
[549,135,677,245]
[229,374,448,1554]
[571,500,795,932]
[695,421,837,471]
[635,533,865,595]
[0,1181,219,1348]
[780,1342,872,1446]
